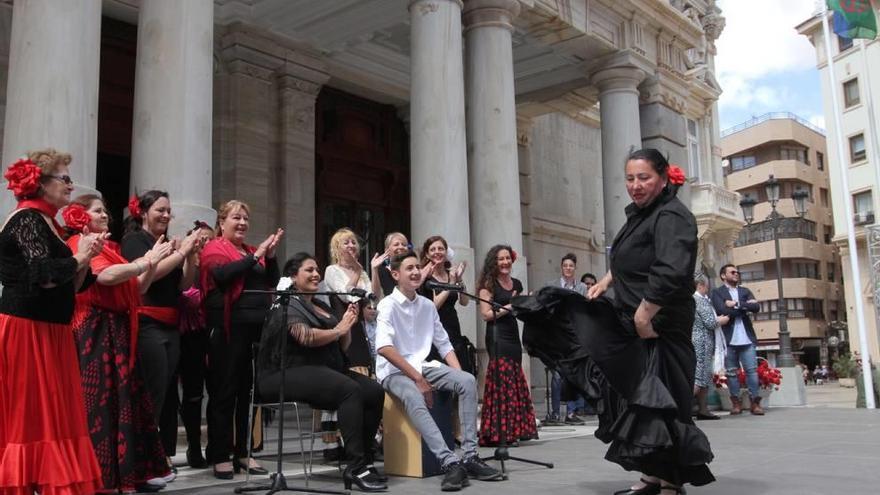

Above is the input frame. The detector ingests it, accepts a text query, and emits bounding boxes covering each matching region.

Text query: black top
[0,209,93,324]
[609,188,697,330]
[204,254,280,326]
[378,266,395,297]
[486,277,524,360]
[418,275,463,345]
[257,297,346,375]
[121,229,182,308]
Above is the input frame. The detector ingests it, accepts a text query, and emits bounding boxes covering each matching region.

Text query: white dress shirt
[727,286,751,345]
[374,287,454,381]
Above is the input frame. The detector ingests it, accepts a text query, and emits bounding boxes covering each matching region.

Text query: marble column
[1,0,101,216]
[130,0,215,236]
[410,0,477,343]
[592,65,645,248]
[277,64,329,258]
[463,0,526,284]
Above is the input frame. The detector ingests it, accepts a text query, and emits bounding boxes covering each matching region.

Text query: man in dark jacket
[710,264,764,416]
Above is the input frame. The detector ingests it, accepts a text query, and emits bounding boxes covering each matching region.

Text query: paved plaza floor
[167,383,877,495]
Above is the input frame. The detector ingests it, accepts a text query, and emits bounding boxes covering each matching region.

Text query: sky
[715,0,825,133]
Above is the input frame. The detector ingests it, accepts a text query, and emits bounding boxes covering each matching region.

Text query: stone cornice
[408,0,464,11]
[462,0,521,33]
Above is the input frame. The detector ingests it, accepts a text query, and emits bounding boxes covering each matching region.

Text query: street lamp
[739,175,809,368]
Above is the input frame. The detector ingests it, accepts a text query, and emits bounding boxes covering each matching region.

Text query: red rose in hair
[127,195,141,218]
[510,248,518,263]
[667,165,686,186]
[62,204,92,233]
[4,158,42,198]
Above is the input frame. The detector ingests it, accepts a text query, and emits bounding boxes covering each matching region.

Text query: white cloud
[715,0,820,109]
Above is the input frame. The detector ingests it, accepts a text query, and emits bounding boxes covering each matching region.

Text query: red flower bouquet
[667,164,686,185]
[62,204,91,233]
[4,158,42,198]
[713,358,782,391]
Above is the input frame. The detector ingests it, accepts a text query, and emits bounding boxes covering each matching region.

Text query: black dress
[478,278,538,445]
[257,297,384,469]
[518,188,715,487]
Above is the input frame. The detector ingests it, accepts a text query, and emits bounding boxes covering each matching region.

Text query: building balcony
[732,237,829,264]
[753,317,827,340]
[690,182,743,237]
[743,277,842,301]
[725,159,828,191]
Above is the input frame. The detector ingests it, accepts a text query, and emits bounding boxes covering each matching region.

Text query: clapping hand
[146,235,173,264]
[257,228,284,259]
[452,261,467,282]
[78,226,109,259]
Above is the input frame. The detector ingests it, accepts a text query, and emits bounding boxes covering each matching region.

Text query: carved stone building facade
[0,0,740,384]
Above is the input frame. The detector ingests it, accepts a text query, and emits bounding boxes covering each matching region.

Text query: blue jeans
[725,344,760,399]
[550,371,586,416]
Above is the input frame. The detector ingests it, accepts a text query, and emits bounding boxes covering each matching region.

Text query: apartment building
[722,113,844,369]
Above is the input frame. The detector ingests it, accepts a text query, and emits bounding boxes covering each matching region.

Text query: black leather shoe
[186,447,208,469]
[233,458,269,475]
[213,464,234,480]
[613,478,661,495]
[367,466,388,483]
[695,412,721,421]
[343,465,388,492]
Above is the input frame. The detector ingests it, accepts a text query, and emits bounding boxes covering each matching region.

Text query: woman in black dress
[476,244,537,446]
[257,252,386,492]
[417,235,475,374]
[586,149,714,494]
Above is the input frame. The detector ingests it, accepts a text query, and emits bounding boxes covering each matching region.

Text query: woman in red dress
[64,194,174,493]
[0,149,106,495]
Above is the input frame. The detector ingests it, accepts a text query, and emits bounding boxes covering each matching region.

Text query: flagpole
[820,6,876,409]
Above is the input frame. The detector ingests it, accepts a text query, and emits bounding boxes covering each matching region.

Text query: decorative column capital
[408,0,463,12]
[462,0,520,33]
[591,65,646,94]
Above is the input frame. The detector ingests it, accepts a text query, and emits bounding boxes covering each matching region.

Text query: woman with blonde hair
[200,200,283,478]
[64,193,174,492]
[0,148,107,495]
[323,228,383,373]
[375,232,409,297]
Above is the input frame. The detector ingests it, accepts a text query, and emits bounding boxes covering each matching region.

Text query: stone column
[1,0,101,216]
[277,63,329,258]
[463,0,526,284]
[592,65,645,248]
[130,0,215,236]
[410,0,477,343]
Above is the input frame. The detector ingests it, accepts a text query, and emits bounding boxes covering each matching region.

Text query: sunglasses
[47,174,74,185]
[729,270,739,275]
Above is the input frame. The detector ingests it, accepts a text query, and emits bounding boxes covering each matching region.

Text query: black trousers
[179,329,209,450]
[259,366,384,468]
[136,318,181,457]
[205,322,261,464]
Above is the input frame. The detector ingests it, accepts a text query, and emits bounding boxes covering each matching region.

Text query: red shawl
[67,237,143,370]
[199,237,265,340]
[17,198,63,235]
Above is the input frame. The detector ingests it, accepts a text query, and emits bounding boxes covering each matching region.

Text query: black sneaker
[564,413,585,425]
[543,414,563,426]
[463,456,503,481]
[441,461,470,491]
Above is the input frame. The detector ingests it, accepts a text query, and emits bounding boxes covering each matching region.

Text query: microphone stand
[235,288,365,495]
[445,284,554,477]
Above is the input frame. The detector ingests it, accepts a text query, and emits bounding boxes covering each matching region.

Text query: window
[850,133,866,163]
[758,299,824,320]
[853,190,873,224]
[729,155,756,171]
[780,146,808,164]
[824,225,833,244]
[687,119,701,181]
[793,261,820,280]
[838,34,853,52]
[739,269,765,282]
[817,151,825,170]
[844,79,860,108]
[820,188,829,207]
[827,263,836,283]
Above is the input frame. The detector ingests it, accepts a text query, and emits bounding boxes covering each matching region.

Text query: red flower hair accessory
[62,204,91,233]
[667,165,686,186]
[510,248,518,263]
[4,158,42,198]
[128,194,142,218]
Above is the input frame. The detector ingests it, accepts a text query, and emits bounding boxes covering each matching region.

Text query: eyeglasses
[729,270,739,275]
[47,174,74,185]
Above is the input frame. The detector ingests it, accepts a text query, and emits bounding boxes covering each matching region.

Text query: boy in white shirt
[376,251,501,491]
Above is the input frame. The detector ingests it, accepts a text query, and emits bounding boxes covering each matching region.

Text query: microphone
[349,288,377,301]
[425,279,463,292]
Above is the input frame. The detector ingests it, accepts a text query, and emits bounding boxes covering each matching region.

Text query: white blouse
[324,264,372,303]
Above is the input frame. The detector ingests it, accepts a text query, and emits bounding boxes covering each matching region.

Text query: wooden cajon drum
[382,390,454,478]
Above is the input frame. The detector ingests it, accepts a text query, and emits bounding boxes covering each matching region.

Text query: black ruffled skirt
[517,287,714,486]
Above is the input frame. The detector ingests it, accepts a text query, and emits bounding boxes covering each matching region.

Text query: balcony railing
[690,182,741,219]
[735,217,818,246]
[721,112,826,138]
[754,310,825,321]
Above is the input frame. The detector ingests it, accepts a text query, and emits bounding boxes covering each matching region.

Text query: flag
[827,0,878,39]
